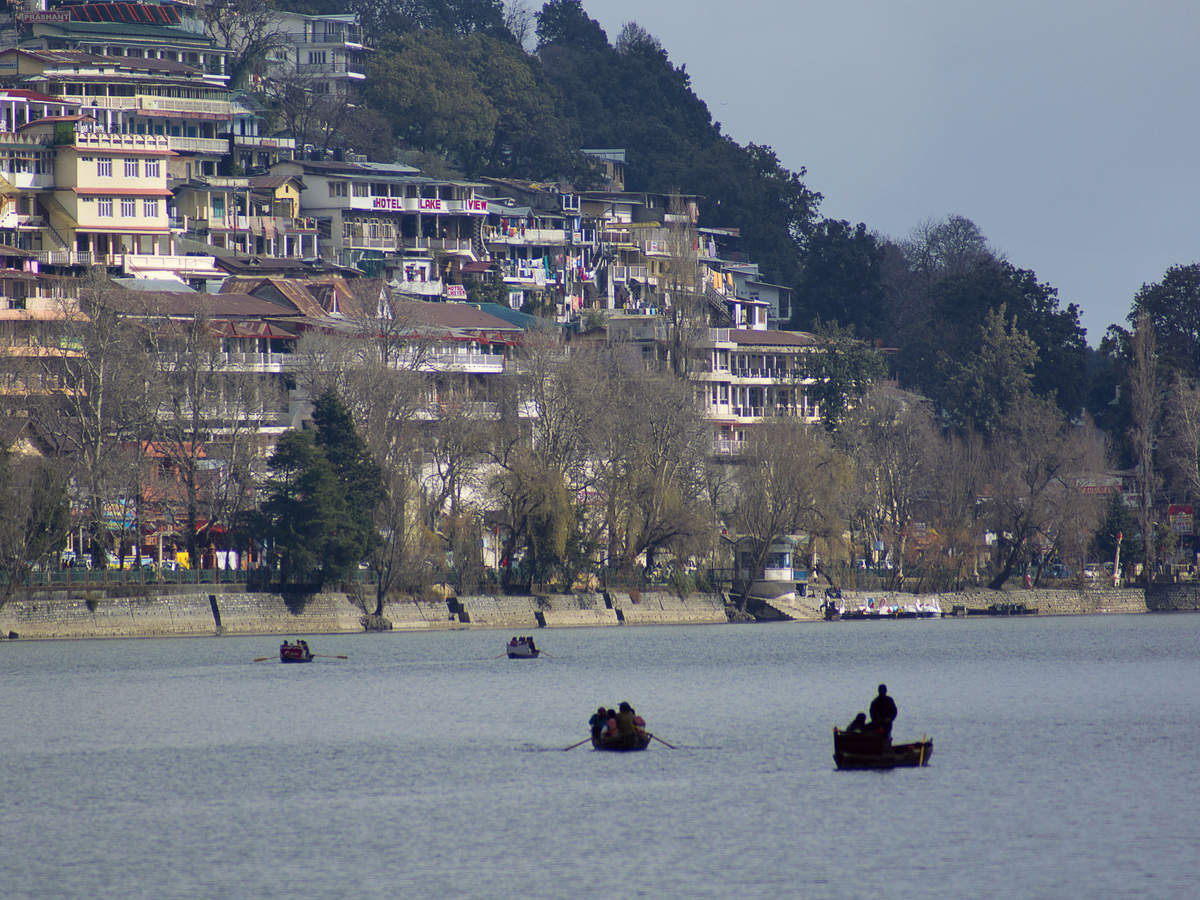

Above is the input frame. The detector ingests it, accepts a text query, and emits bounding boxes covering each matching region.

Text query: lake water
[2,615,1198,899]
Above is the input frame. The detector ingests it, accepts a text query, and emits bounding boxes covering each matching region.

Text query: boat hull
[592,732,652,752]
[833,729,932,769]
[279,644,313,663]
[506,646,540,659]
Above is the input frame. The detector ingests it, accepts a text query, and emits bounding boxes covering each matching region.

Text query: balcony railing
[166,135,229,154]
[231,134,296,150]
[404,237,472,253]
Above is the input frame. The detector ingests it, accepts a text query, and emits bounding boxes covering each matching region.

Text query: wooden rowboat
[833,728,932,769]
[279,641,313,663]
[592,731,652,752]
[506,638,540,659]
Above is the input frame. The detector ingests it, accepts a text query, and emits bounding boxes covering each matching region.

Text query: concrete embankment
[768,587,1150,621]
[0,586,729,640]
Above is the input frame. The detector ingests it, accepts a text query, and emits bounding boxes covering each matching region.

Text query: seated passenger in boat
[590,707,609,739]
[616,702,645,736]
[603,710,620,738]
[846,712,869,733]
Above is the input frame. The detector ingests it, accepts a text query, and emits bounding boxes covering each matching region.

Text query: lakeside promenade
[2,582,1197,640]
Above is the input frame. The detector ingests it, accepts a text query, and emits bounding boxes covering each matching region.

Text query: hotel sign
[372,197,403,210]
[445,285,467,299]
[464,198,488,214]
[418,198,444,212]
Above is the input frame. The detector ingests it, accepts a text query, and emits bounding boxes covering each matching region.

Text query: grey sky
[585,0,1199,344]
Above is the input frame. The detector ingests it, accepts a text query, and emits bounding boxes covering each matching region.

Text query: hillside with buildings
[0,1,1195,608]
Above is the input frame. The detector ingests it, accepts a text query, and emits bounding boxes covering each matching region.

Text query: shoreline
[1,583,1197,641]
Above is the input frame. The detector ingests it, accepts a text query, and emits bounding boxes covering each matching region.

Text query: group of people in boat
[844,684,898,738]
[281,639,310,654]
[589,702,646,741]
[508,635,537,651]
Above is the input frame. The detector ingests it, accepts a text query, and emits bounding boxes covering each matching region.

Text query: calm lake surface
[2,614,1198,899]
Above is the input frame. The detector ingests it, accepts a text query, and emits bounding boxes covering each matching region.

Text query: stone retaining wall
[0,589,732,639]
[1145,584,1200,611]
[610,591,728,625]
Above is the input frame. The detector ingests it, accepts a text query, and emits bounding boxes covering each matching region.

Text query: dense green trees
[258,393,382,588]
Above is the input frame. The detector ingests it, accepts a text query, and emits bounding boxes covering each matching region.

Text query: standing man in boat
[868,684,898,738]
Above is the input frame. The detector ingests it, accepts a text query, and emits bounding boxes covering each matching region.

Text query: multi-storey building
[0,47,234,178]
[271,157,490,283]
[172,172,318,260]
[694,327,823,455]
[271,10,365,98]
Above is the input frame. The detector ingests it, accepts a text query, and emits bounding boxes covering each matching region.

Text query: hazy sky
[584,0,1199,344]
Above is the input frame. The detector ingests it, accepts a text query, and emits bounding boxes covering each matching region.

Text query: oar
[252,657,275,663]
[649,733,677,749]
[311,654,348,659]
[561,736,592,751]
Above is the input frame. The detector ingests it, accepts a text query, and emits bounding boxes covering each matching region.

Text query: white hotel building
[270,158,488,293]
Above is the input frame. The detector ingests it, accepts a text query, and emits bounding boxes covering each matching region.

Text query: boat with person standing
[832,728,932,769]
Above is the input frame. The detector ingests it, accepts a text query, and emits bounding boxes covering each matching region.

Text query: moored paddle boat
[279,640,313,663]
[832,727,932,769]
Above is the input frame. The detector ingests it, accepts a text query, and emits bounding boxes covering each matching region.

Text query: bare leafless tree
[199,0,288,91]
[31,272,152,566]
[732,420,850,609]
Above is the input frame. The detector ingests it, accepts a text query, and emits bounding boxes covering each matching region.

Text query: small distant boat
[279,641,313,664]
[833,728,932,769]
[506,636,540,659]
[592,731,652,752]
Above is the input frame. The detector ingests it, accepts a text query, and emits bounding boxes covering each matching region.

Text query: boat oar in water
[649,733,677,749]
[311,654,348,660]
[252,657,274,663]
[561,737,592,751]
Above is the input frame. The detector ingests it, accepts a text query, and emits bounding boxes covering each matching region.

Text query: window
[352,182,369,197]
[328,181,347,198]
[97,198,113,217]
[144,160,160,178]
[124,159,139,177]
[97,158,112,177]
[121,198,136,217]
[143,199,158,217]
[211,196,224,219]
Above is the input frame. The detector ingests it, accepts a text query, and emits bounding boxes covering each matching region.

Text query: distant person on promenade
[868,684,897,738]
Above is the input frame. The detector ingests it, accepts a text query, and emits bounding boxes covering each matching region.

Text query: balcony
[38,250,94,266]
[232,134,296,151]
[711,438,745,456]
[420,350,505,374]
[73,132,172,153]
[166,135,229,155]
[118,253,219,277]
[345,235,398,251]
[295,62,365,78]
[404,236,472,254]
[482,226,566,245]
[219,352,292,372]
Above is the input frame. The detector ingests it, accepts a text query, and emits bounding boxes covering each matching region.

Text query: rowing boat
[832,728,932,769]
[591,731,652,752]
